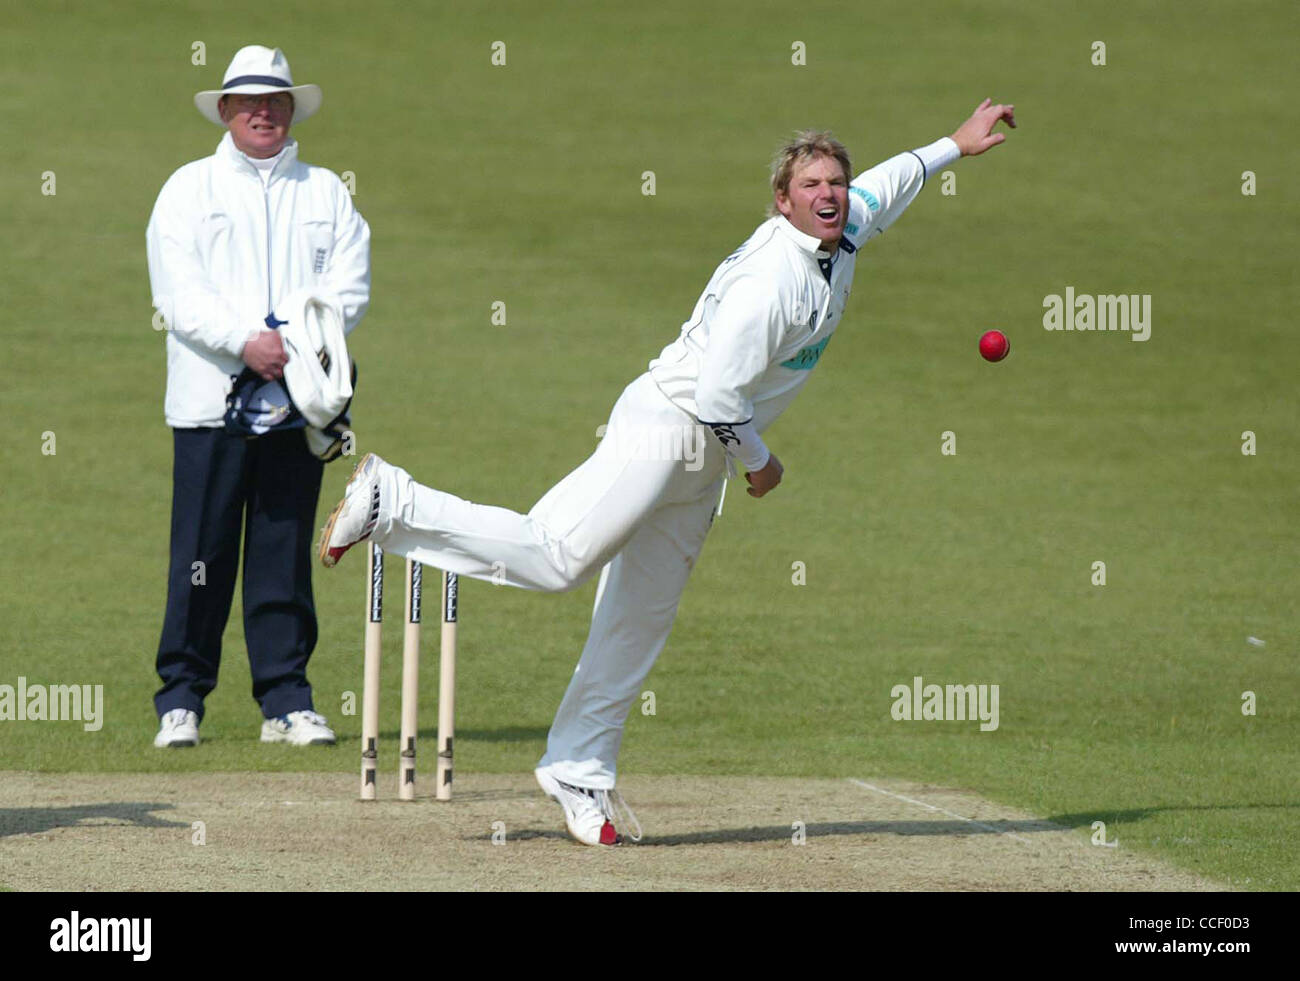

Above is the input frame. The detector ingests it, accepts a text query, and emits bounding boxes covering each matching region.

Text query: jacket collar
[216,130,299,181]
[774,215,843,259]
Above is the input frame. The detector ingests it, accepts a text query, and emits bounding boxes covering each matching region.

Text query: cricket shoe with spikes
[594,786,643,843]
[535,766,642,846]
[318,452,384,567]
[260,710,337,746]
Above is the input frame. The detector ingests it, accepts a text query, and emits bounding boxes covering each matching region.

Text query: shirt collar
[774,215,846,259]
[218,131,299,178]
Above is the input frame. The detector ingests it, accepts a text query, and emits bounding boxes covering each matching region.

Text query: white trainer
[594,786,643,843]
[535,766,641,845]
[318,452,384,568]
[261,710,337,746]
[535,767,607,844]
[154,709,200,748]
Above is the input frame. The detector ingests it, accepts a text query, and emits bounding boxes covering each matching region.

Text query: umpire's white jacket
[146,131,370,428]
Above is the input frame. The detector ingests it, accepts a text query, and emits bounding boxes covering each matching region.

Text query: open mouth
[816,207,839,223]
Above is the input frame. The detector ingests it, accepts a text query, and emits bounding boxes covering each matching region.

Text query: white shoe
[594,786,643,843]
[154,709,200,748]
[535,766,642,845]
[318,452,384,568]
[261,710,337,745]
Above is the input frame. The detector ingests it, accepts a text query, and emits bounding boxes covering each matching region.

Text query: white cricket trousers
[371,372,727,788]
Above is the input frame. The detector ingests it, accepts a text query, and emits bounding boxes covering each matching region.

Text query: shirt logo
[781,335,832,370]
[850,186,880,212]
[313,247,328,274]
[707,423,740,447]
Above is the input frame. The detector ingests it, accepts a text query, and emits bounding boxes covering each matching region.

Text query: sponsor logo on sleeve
[850,186,880,212]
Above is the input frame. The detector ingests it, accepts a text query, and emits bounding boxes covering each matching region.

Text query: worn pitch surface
[0,772,1221,891]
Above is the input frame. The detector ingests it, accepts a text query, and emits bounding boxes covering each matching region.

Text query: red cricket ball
[979,329,1010,362]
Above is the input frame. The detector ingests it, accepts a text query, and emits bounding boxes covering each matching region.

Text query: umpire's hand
[745,453,784,498]
[243,330,289,381]
[951,98,1017,156]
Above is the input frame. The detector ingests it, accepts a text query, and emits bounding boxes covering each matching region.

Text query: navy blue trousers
[155,428,324,721]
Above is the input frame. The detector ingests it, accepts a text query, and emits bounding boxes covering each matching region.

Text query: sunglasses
[225,93,293,113]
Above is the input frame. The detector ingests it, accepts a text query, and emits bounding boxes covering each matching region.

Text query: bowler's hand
[951,98,1016,156]
[243,330,288,381]
[745,453,784,498]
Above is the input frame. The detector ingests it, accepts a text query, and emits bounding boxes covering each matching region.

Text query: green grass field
[2,0,1297,889]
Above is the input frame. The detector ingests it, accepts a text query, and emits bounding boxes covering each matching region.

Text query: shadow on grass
[429,726,548,743]
[1045,803,1300,830]
[0,803,188,838]
[491,828,571,842]
[356,725,547,743]
[643,819,1065,846]
[487,818,1065,845]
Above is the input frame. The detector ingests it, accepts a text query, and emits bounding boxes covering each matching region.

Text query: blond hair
[767,130,852,217]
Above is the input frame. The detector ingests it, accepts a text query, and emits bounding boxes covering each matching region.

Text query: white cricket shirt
[649,137,960,468]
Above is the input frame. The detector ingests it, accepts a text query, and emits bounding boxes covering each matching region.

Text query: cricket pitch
[0,771,1223,891]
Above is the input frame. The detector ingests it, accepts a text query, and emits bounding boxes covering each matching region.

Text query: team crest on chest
[781,334,833,370]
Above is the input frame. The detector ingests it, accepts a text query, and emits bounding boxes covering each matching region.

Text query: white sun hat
[194,45,322,126]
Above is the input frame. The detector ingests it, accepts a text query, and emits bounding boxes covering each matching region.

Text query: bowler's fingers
[973,98,1015,127]
[982,101,1015,130]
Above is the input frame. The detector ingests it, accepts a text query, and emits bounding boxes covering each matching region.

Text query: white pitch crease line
[848,778,1032,845]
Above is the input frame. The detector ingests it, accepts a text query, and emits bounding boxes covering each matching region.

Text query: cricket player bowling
[320,99,1016,845]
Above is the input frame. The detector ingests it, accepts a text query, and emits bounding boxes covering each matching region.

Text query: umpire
[146,45,370,747]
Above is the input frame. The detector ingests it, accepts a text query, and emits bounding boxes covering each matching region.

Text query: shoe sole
[317,452,375,568]
[262,740,336,746]
[154,739,197,748]
[260,732,337,746]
